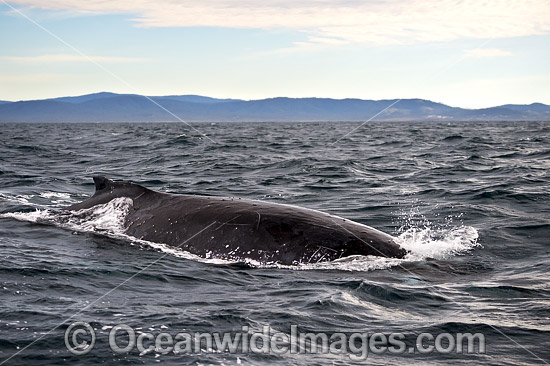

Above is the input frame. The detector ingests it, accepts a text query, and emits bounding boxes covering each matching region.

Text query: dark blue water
[0,121,549,365]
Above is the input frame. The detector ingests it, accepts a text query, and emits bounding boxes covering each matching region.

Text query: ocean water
[0,121,548,365]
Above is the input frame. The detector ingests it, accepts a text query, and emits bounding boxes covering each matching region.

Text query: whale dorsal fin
[91,176,151,196]
[64,176,152,211]
[93,176,112,193]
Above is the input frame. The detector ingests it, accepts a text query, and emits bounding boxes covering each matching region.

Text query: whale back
[64,177,408,264]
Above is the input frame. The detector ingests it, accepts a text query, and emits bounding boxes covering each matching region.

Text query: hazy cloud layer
[0,54,148,63]
[9,0,550,45]
[463,48,513,59]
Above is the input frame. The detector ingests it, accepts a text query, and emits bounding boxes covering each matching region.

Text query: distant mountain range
[0,92,549,122]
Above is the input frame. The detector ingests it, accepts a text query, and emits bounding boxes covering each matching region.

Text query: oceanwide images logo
[65,322,486,360]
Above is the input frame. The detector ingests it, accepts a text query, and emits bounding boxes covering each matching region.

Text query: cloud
[463,48,513,59]
[7,0,550,45]
[0,54,149,63]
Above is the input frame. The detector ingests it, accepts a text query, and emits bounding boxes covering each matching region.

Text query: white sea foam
[2,197,132,233]
[39,192,71,199]
[0,192,32,206]
[1,196,479,272]
[39,191,75,206]
[0,191,79,209]
[2,208,55,223]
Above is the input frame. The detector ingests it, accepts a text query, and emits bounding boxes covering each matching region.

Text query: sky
[0,0,549,108]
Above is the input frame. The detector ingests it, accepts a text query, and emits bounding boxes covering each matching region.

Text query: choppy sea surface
[0,121,549,365]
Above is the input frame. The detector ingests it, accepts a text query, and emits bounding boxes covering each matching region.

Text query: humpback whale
[65,177,407,265]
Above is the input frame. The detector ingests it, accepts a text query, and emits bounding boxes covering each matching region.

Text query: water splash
[397,225,479,260]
